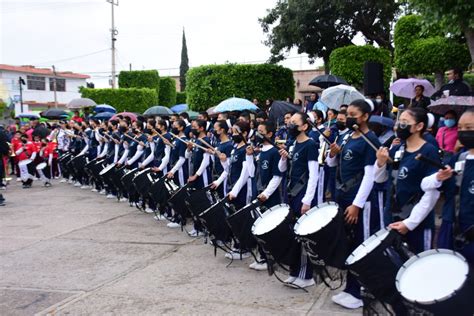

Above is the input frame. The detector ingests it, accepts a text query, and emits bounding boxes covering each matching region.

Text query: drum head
[36,162,47,170]
[99,164,116,175]
[251,204,289,236]
[19,159,33,166]
[396,249,469,304]
[346,228,391,266]
[136,168,150,177]
[294,202,338,236]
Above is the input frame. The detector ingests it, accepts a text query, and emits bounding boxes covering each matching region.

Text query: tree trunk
[323,56,330,74]
[434,72,444,91]
[464,27,474,68]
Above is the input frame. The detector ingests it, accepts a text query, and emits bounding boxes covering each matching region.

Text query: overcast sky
[1,0,324,88]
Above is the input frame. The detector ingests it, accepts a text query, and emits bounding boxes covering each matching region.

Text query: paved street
[0,179,359,315]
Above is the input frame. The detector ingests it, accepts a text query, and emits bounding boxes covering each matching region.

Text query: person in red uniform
[11,131,22,179]
[46,139,59,178]
[15,134,38,188]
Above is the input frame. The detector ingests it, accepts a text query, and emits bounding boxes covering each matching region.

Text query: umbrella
[92,112,114,121]
[183,110,199,119]
[94,104,116,113]
[110,112,137,122]
[16,113,40,119]
[207,106,217,115]
[67,98,97,109]
[309,74,348,89]
[214,97,258,113]
[321,85,365,110]
[427,96,474,115]
[171,103,188,113]
[268,101,301,125]
[40,108,69,119]
[390,78,435,99]
[369,115,395,129]
[313,101,328,113]
[143,105,174,116]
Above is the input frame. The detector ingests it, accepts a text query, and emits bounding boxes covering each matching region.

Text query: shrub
[81,88,157,113]
[118,70,160,102]
[176,92,187,105]
[159,77,177,107]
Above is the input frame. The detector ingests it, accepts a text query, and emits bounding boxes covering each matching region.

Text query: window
[27,75,45,90]
[49,78,66,92]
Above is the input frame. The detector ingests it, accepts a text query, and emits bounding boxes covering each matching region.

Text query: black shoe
[0,200,5,206]
[22,184,32,189]
[44,182,52,187]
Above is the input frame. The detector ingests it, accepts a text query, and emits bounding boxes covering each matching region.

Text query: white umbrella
[390,78,435,99]
[321,85,364,110]
[67,98,97,109]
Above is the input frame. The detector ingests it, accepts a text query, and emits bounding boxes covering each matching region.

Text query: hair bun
[365,99,375,112]
[427,112,435,129]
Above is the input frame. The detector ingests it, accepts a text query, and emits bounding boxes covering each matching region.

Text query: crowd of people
[0,68,472,314]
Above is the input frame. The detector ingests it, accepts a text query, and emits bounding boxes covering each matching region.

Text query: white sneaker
[284,276,297,284]
[224,251,251,260]
[331,292,363,309]
[80,185,90,189]
[54,177,59,180]
[91,188,98,192]
[16,178,22,182]
[154,214,166,220]
[106,194,115,199]
[188,229,205,237]
[287,277,315,289]
[99,189,106,195]
[59,179,67,183]
[167,222,181,228]
[331,292,347,302]
[119,197,128,202]
[67,179,74,184]
[249,261,267,271]
[144,208,154,214]
[74,182,81,187]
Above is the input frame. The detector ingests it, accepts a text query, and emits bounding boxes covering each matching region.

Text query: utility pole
[107,0,119,88]
[52,65,58,108]
[18,77,25,114]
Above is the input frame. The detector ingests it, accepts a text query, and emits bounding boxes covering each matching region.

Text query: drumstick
[197,137,220,154]
[306,118,332,145]
[168,132,208,151]
[255,131,280,150]
[415,154,457,175]
[152,129,176,148]
[352,124,393,164]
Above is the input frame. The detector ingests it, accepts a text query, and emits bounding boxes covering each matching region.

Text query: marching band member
[278,112,319,289]
[209,120,233,197]
[125,122,146,170]
[327,99,381,309]
[37,138,53,187]
[16,134,38,188]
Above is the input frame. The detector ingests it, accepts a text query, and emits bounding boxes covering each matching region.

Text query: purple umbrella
[390,78,435,99]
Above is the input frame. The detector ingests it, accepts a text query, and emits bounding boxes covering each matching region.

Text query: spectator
[432,68,471,98]
[410,85,432,110]
[305,93,318,112]
[0,125,8,195]
[372,93,392,117]
[436,110,459,163]
[71,110,83,123]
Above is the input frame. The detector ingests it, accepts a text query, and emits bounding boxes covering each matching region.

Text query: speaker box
[363,62,384,96]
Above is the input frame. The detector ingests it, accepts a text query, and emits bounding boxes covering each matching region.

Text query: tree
[260,0,401,73]
[159,77,177,107]
[180,28,189,92]
[118,70,160,102]
[409,0,474,64]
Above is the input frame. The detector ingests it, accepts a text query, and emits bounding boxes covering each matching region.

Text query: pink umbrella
[390,78,435,99]
[110,112,137,122]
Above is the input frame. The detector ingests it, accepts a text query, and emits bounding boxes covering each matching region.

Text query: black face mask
[143,128,151,134]
[171,127,179,135]
[108,127,113,132]
[232,134,243,144]
[335,121,346,131]
[346,117,359,131]
[212,130,220,138]
[255,133,265,145]
[118,126,126,133]
[396,124,413,140]
[288,123,301,138]
[458,130,474,149]
[191,128,200,137]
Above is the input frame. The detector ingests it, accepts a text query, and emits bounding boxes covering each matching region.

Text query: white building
[0,64,89,112]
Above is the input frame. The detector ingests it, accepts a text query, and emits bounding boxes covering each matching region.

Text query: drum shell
[133,169,152,195]
[121,168,138,193]
[71,155,87,171]
[89,160,105,178]
[110,166,126,191]
[185,188,213,218]
[252,210,296,266]
[199,201,233,243]
[346,230,406,305]
[168,185,191,218]
[296,209,349,269]
[149,177,170,206]
[226,202,260,250]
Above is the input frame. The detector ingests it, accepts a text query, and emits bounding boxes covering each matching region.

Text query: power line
[32,48,110,66]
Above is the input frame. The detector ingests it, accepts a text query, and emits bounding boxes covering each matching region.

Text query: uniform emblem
[262,160,269,170]
[293,152,300,162]
[398,167,409,180]
[343,149,353,161]
[469,180,474,195]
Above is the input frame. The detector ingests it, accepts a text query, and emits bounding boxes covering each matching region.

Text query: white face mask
[375,98,382,104]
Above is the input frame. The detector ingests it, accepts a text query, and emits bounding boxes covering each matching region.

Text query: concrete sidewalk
[0,179,360,315]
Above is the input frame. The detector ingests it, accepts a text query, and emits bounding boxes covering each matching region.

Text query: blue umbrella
[94,104,116,113]
[214,97,258,113]
[369,115,394,129]
[171,103,188,113]
[92,112,114,120]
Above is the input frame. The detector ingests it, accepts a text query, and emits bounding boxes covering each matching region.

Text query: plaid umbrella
[428,96,474,115]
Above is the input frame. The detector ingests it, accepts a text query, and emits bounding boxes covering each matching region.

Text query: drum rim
[395,248,469,305]
[99,163,116,175]
[135,167,151,176]
[293,201,338,236]
[228,200,260,219]
[251,203,290,236]
[345,228,391,266]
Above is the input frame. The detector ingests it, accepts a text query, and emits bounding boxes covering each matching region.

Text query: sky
[0,0,323,88]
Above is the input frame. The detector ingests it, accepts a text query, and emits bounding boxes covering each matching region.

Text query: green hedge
[423,73,474,88]
[118,70,160,102]
[186,64,295,111]
[159,77,177,107]
[81,88,158,113]
[176,92,187,105]
[329,45,392,91]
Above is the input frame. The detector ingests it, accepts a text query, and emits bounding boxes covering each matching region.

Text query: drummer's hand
[376,147,389,167]
[152,167,161,173]
[257,193,268,202]
[205,148,214,155]
[187,143,194,151]
[210,181,219,190]
[246,146,254,156]
[323,129,331,137]
[147,136,153,142]
[227,193,236,201]
[218,153,227,162]
[344,205,360,224]
[188,174,198,182]
[389,221,409,235]
[329,143,341,157]
[436,166,454,181]
[301,203,310,214]
[116,163,122,167]
[166,171,174,179]
[279,148,289,159]
[392,138,401,147]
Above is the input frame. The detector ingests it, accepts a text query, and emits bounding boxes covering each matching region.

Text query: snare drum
[99,164,116,177]
[71,154,87,171]
[226,200,262,250]
[168,184,192,218]
[251,204,296,266]
[396,249,474,315]
[199,198,233,243]
[121,168,138,192]
[133,168,152,194]
[294,202,349,268]
[346,228,410,307]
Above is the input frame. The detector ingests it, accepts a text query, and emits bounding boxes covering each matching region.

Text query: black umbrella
[309,74,348,89]
[40,108,69,119]
[268,101,301,126]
